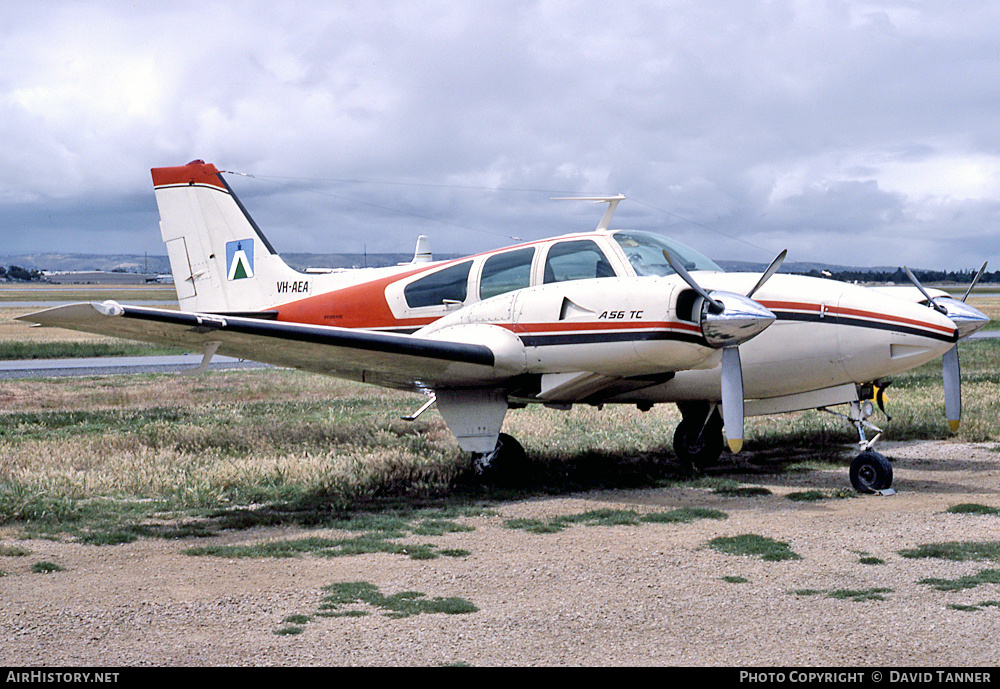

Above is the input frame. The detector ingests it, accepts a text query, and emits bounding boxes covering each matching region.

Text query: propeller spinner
[665,250,786,452]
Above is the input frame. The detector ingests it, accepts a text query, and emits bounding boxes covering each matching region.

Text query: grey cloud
[0,1,998,270]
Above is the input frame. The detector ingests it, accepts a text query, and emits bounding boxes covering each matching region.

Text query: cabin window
[542,240,616,284]
[479,247,535,300]
[403,260,472,308]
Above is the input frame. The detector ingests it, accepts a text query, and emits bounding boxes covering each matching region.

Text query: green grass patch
[317,581,478,619]
[183,534,429,559]
[642,507,728,523]
[0,482,81,525]
[826,587,892,602]
[899,541,1000,561]
[31,561,64,573]
[0,341,184,360]
[0,545,30,557]
[919,569,1000,591]
[858,556,885,565]
[707,534,801,561]
[183,507,482,561]
[504,507,727,534]
[77,530,140,546]
[272,626,305,635]
[0,407,193,443]
[711,484,772,497]
[787,489,856,502]
[948,600,1000,612]
[946,503,1000,516]
[439,548,471,557]
[0,287,177,303]
[412,519,475,536]
[721,575,749,583]
[791,587,891,601]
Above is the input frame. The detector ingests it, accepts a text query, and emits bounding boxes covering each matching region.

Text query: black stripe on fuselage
[371,326,708,347]
[773,311,957,343]
[519,329,706,347]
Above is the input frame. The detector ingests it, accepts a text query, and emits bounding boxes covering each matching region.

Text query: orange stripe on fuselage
[760,300,954,336]
[274,266,434,329]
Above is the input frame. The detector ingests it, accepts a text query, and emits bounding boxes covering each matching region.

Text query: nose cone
[701,292,777,347]
[937,297,991,340]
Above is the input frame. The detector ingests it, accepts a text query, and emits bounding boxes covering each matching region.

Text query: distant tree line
[0,265,44,281]
[797,267,999,285]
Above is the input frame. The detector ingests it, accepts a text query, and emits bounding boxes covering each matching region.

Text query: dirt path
[3,440,1000,667]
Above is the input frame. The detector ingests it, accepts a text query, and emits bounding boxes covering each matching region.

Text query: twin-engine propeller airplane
[19,161,990,493]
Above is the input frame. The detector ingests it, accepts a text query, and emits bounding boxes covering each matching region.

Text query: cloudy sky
[2,1,999,270]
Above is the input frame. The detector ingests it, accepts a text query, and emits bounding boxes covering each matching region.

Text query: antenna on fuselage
[551,194,626,231]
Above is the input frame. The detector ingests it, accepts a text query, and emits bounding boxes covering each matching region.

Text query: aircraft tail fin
[151,160,303,314]
[410,235,432,263]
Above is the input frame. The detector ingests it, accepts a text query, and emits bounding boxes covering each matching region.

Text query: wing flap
[17,302,505,390]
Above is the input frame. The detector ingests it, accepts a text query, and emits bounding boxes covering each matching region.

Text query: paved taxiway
[0,354,272,380]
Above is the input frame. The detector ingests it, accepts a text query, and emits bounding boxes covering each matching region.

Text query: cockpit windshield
[611,230,723,277]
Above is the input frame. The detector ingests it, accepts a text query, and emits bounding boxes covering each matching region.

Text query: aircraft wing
[16,302,519,391]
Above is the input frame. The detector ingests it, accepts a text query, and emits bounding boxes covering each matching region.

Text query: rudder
[151,160,302,314]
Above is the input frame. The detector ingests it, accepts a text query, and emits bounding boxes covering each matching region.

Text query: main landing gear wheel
[673,409,724,469]
[471,433,528,487]
[849,450,893,493]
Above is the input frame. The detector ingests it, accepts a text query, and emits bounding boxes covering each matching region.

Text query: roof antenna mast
[551,194,626,231]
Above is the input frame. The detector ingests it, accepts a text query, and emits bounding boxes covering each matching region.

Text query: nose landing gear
[849,449,893,494]
[822,388,895,495]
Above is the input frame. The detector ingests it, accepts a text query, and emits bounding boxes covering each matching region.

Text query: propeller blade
[942,345,961,432]
[903,266,948,314]
[960,261,988,302]
[664,250,724,312]
[720,346,745,453]
[746,249,788,298]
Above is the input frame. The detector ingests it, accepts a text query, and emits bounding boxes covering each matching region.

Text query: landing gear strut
[673,403,724,469]
[822,390,894,494]
[471,433,528,486]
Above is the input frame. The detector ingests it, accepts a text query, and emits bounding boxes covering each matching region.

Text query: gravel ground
[2,439,1000,667]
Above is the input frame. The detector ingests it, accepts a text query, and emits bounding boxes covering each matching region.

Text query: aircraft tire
[472,433,528,487]
[673,414,724,469]
[849,450,893,493]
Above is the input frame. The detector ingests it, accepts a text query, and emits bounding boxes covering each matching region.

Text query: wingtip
[727,438,743,454]
[949,420,960,432]
[93,300,125,317]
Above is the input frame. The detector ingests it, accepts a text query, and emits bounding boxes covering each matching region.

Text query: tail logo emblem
[226,239,254,280]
